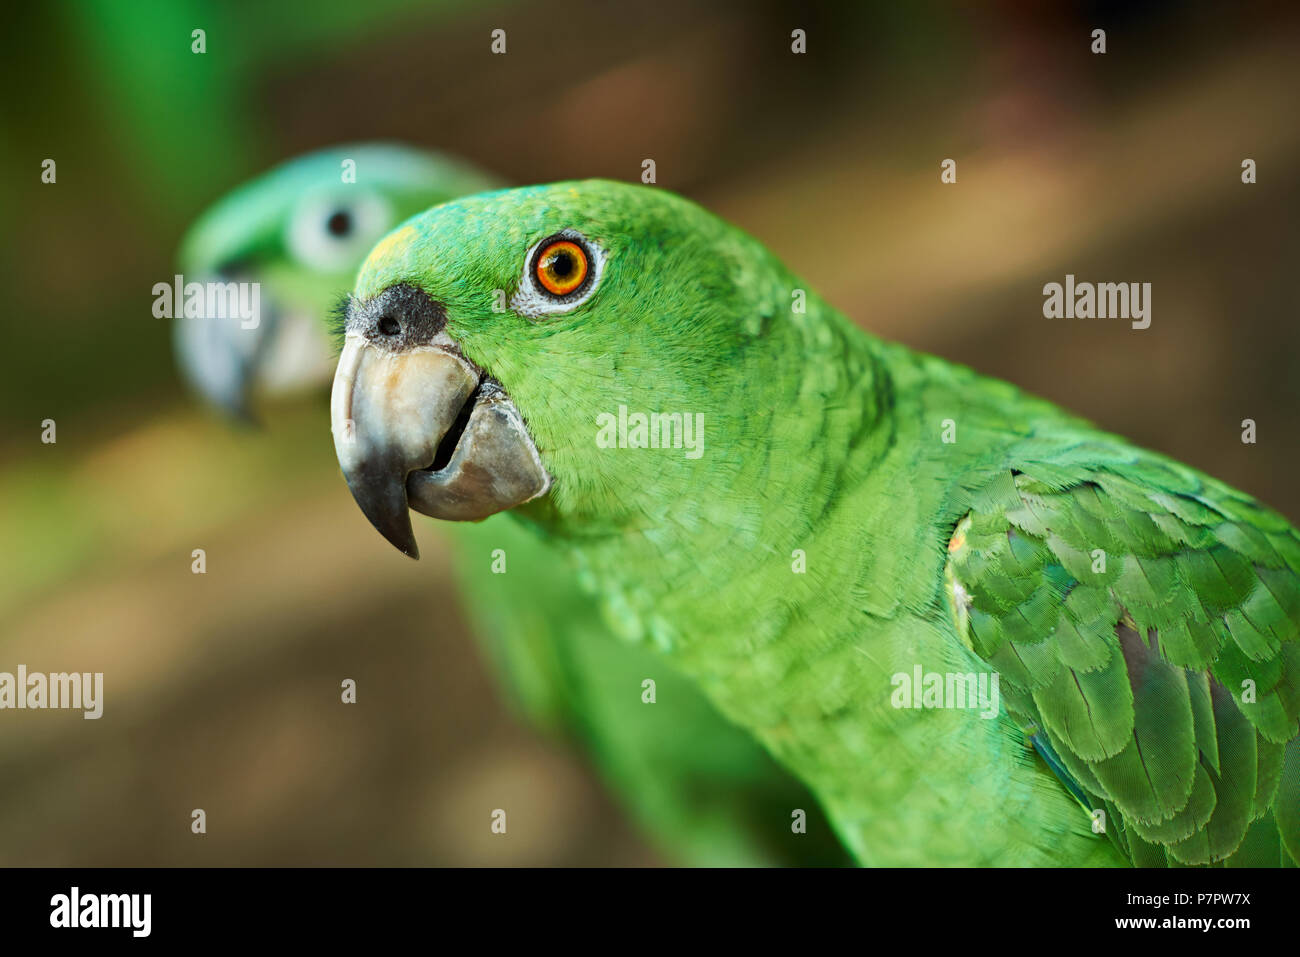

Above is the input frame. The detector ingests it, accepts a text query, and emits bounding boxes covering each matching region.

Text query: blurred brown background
[1,0,1297,864]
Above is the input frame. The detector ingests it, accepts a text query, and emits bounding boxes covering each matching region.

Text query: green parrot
[174,145,851,866]
[330,179,1300,867]
[174,143,500,419]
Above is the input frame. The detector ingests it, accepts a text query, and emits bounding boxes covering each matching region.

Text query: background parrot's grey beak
[330,285,551,558]
[172,271,337,422]
[171,272,266,421]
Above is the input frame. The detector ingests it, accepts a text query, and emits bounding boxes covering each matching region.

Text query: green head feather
[353,179,884,535]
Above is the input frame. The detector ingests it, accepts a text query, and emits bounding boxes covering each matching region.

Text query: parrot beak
[172,268,337,422]
[171,270,266,421]
[330,284,551,558]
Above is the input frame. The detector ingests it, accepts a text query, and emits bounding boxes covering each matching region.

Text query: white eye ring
[286,190,393,273]
[510,229,607,318]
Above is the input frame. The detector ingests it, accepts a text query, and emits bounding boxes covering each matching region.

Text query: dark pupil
[326,210,352,237]
[549,250,574,277]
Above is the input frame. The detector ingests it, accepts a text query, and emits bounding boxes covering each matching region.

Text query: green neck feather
[517,290,1117,865]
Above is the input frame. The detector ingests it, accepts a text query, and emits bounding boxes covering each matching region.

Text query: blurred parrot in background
[174,144,499,420]
[174,144,851,866]
[329,179,1300,866]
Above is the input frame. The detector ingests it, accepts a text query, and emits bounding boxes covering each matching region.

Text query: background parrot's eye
[513,230,606,318]
[535,239,588,296]
[287,190,393,272]
[326,209,353,237]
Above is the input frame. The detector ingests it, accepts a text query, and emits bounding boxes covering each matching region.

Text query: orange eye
[534,239,589,296]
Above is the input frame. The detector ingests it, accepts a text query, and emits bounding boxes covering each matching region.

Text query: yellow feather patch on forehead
[362,224,417,275]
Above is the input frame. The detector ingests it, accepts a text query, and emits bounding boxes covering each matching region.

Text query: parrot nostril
[355,283,446,343]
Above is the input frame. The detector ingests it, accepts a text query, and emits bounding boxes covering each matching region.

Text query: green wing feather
[946,435,1300,865]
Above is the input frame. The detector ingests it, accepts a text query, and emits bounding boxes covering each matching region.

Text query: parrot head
[333,179,809,557]
[174,143,501,419]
